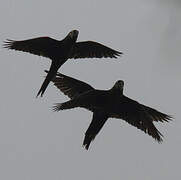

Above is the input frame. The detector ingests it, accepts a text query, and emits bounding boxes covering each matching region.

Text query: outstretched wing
[142,105,172,123]
[113,96,172,142]
[83,110,108,150]
[3,37,58,59]
[69,41,122,59]
[45,71,94,99]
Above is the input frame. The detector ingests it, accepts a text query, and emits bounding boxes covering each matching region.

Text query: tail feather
[83,111,108,150]
[83,134,96,150]
[37,62,60,97]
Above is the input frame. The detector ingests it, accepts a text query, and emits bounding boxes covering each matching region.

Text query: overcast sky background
[0,0,181,179]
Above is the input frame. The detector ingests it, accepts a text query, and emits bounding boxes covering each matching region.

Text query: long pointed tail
[83,111,108,150]
[37,62,60,97]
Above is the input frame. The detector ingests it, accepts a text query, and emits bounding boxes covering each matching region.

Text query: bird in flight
[46,71,172,150]
[3,30,122,97]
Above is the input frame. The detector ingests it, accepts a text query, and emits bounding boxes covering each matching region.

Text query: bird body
[4,30,122,97]
[48,71,171,150]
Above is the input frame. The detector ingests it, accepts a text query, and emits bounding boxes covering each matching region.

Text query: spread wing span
[69,41,122,59]
[3,37,58,59]
[113,97,172,142]
[45,70,94,99]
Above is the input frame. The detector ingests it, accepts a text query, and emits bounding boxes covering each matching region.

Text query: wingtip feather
[52,103,63,111]
[3,39,15,49]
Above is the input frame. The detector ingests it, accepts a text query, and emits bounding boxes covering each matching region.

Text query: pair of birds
[4,30,171,150]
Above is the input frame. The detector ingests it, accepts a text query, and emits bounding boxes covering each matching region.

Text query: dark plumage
[3,30,122,97]
[46,71,172,150]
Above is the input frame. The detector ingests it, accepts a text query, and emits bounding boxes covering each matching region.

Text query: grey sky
[0,0,180,179]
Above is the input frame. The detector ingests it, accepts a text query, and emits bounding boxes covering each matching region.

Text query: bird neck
[63,35,77,43]
[110,87,123,96]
